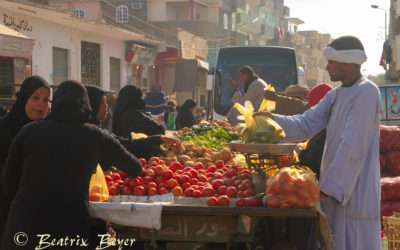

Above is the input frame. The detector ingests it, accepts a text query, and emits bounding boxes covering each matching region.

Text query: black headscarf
[176,99,197,130]
[112,85,145,132]
[85,85,105,125]
[47,80,92,123]
[10,75,50,126]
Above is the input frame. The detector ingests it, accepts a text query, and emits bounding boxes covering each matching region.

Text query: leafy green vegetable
[179,125,240,149]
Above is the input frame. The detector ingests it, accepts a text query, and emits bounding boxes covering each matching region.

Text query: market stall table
[96,202,319,250]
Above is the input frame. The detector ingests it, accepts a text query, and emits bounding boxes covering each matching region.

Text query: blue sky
[285,0,390,76]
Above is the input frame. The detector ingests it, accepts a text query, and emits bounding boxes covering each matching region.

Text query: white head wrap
[323,46,367,65]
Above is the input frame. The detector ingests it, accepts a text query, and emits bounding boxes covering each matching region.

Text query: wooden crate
[383,212,400,250]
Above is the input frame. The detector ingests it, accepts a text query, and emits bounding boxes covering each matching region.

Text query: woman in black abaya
[86,86,179,160]
[112,85,165,137]
[1,81,142,249]
[0,76,50,246]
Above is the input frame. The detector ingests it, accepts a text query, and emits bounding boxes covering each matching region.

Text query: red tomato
[158,183,168,190]
[189,169,199,179]
[147,173,156,181]
[217,195,230,206]
[158,187,168,195]
[119,171,129,180]
[147,182,157,189]
[192,190,203,198]
[190,178,199,185]
[237,191,244,198]
[142,176,153,185]
[240,170,251,175]
[234,180,242,188]
[147,188,157,196]
[167,179,178,189]
[175,170,183,175]
[232,176,241,182]
[225,178,235,187]
[239,184,247,192]
[198,175,208,183]
[148,157,160,166]
[105,175,113,184]
[184,188,194,197]
[155,176,165,185]
[211,179,225,190]
[169,161,183,172]
[226,187,238,198]
[159,160,165,165]
[172,174,180,183]
[217,186,227,195]
[180,175,191,184]
[243,188,254,198]
[229,165,239,171]
[227,169,238,178]
[139,158,147,166]
[203,187,215,197]
[205,173,214,178]
[108,186,119,196]
[183,167,192,173]
[111,173,121,181]
[235,198,246,207]
[207,165,217,173]
[213,172,223,179]
[207,197,218,206]
[194,162,204,170]
[115,180,124,186]
[246,196,260,207]
[221,167,228,172]
[134,186,146,196]
[162,169,174,180]
[215,160,224,169]
[123,178,130,186]
[171,186,183,196]
[240,173,251,180]
[181,182,191,190]
[122,186,133,195]
[197,182,204,187]
[242,179,253,189]
[154,166,164,176]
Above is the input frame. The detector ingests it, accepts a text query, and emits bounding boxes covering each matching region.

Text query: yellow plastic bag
[131,132,148,140]
[89,164,109,202]
[234,101,285,143]
[259,84,276,112]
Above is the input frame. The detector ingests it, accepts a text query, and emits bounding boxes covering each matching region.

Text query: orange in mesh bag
[89,164,109,202]
[266,166,319,209]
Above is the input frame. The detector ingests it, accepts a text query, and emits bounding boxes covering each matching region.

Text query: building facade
[1,0,164,94]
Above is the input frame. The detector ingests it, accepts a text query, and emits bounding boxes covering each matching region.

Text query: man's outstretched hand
[253,111,274,120]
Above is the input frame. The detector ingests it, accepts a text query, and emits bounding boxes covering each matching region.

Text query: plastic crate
[383,212,400,250]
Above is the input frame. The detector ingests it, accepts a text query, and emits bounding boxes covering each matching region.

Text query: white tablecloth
[89,202,162,230]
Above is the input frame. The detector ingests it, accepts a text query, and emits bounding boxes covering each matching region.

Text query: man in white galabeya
[255,36,382,250]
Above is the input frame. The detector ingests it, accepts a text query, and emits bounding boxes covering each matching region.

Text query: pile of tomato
[105,157,263,207]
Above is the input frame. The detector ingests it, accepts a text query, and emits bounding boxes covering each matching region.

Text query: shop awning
[0,24,34,60]
[174,59,209,92]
